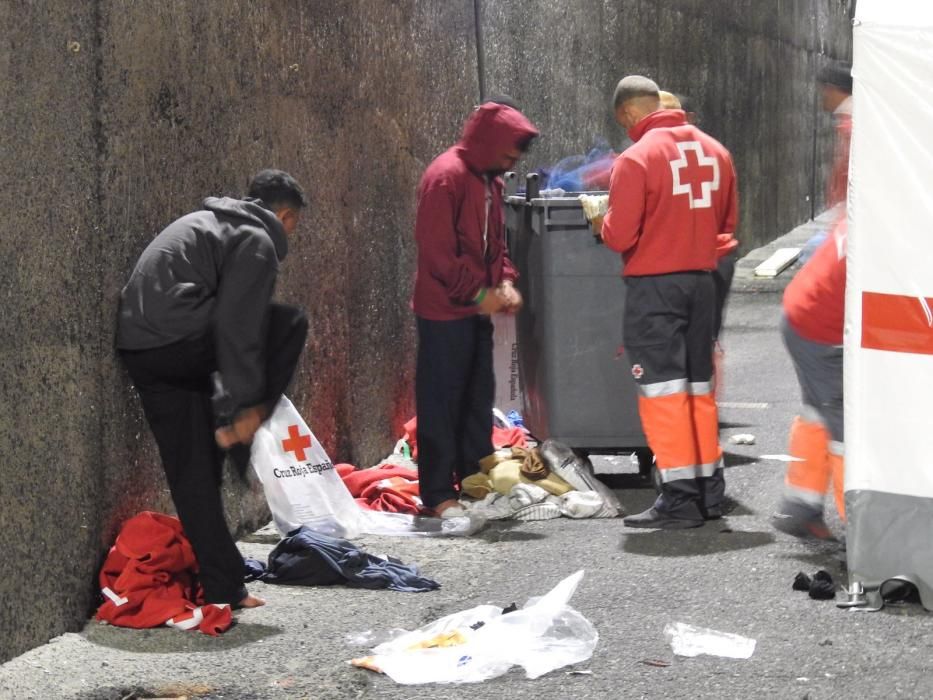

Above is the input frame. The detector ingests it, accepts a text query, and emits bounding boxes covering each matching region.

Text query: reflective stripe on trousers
[637,379,721,479]
[784,412,846,520]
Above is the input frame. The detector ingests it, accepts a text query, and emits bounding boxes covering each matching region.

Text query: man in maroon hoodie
[412,102,539,517]
[600,76,738,529]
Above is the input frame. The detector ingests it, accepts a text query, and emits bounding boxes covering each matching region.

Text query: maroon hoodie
[412,104,539,320]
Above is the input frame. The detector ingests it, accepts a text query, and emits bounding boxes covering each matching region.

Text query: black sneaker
[623,506,704,530]
[701,505,723,520]
[772,499,835,540]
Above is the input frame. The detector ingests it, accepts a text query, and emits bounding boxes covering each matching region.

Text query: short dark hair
[247,169,308,210]
[817,61,853,94]
[613,75,660,109]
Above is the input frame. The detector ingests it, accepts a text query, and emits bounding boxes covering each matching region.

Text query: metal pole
[473,0,486,101]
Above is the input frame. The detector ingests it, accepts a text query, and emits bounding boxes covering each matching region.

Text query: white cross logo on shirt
[670,141,720,209]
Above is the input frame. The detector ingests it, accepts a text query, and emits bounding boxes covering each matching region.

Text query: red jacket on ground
[783,219,847,345]
[412,104,539,320]
[95,511,233,636]
[602,109,738,276]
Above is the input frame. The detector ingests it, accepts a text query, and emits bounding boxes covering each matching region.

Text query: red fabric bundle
[95,511,232,636]
[337,463,423,514]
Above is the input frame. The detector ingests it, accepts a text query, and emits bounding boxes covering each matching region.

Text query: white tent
[846,0,933,608]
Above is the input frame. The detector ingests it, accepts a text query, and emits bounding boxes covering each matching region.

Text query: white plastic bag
[358,510,486,538]
[250,396,362,538]
[350,570,598,683]
[663,622,756,659]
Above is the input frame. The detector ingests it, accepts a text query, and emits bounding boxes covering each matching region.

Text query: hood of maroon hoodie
[456,103,539,174]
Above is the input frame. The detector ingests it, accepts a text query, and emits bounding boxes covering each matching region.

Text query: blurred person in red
[773,61,852,539]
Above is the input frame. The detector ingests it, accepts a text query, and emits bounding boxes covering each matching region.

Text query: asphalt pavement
[2,213,931,700]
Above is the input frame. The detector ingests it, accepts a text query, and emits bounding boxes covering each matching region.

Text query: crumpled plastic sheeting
[350,570,597,684]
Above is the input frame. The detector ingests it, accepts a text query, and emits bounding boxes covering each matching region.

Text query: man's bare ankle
[237,593,266,609]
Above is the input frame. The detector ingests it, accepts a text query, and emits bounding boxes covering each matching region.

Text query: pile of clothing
[96,512,440,636]
[462,440,622,521]
[337,414,621,523]
[95,512,233,636]
[336,460,422,515]
[336,414,532,517]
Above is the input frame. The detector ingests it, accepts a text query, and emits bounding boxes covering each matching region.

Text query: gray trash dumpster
[504,184,648,459]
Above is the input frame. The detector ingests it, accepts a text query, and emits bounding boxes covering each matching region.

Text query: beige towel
[489,459,574,496]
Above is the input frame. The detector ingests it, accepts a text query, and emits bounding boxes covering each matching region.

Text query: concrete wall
[0,0,851,662]
[0,0,479,664]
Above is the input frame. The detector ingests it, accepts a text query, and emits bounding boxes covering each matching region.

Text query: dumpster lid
[506,190,608,206]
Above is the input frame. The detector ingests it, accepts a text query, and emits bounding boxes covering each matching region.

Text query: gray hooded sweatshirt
[116,197,288,411]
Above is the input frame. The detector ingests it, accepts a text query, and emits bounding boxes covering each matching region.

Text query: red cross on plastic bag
[281,424,312,461]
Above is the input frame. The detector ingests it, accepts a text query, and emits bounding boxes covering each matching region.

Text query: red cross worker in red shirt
[772,61,852,541]
[599,75,739,529]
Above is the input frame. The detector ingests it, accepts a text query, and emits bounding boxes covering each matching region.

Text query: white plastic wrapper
[664,622,756,659]
[358,510,486,538]
[578,193,609,221]
[350,570,598,683]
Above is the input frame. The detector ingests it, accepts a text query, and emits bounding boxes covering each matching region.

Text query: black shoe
[701,505,723,520]
[772,500,835,540]
[623,506,704,530]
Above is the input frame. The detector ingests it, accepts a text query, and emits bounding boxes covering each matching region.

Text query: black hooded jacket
[116,197,288,411]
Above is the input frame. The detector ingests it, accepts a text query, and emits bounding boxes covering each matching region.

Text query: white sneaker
[512,501,562,521]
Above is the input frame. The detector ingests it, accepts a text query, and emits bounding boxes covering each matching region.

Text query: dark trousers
[712,252,737,341]
[623,273,724,518]
[415,315,495,509]
[119,303,308,603]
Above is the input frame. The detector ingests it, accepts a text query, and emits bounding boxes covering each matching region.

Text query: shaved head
[613,75,661,110]
[613,75,662,130]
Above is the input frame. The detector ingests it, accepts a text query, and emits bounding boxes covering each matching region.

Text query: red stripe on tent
[861,291,933,355]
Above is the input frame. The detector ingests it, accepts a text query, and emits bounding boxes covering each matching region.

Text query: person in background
[774,218,848,539]
[818,61,853,210]
[659,89,739,346]
[117,169,309,608]
[658,90,680,110]
[773,61,852,539]
[598,75,738,529]
[799,62,853,263]
[676,93,699,125]
[412,102,538,518]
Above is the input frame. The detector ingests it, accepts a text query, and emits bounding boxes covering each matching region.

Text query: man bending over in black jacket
[116,169,309,608]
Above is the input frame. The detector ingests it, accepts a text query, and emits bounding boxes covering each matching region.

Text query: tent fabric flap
[846,0,933,608]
